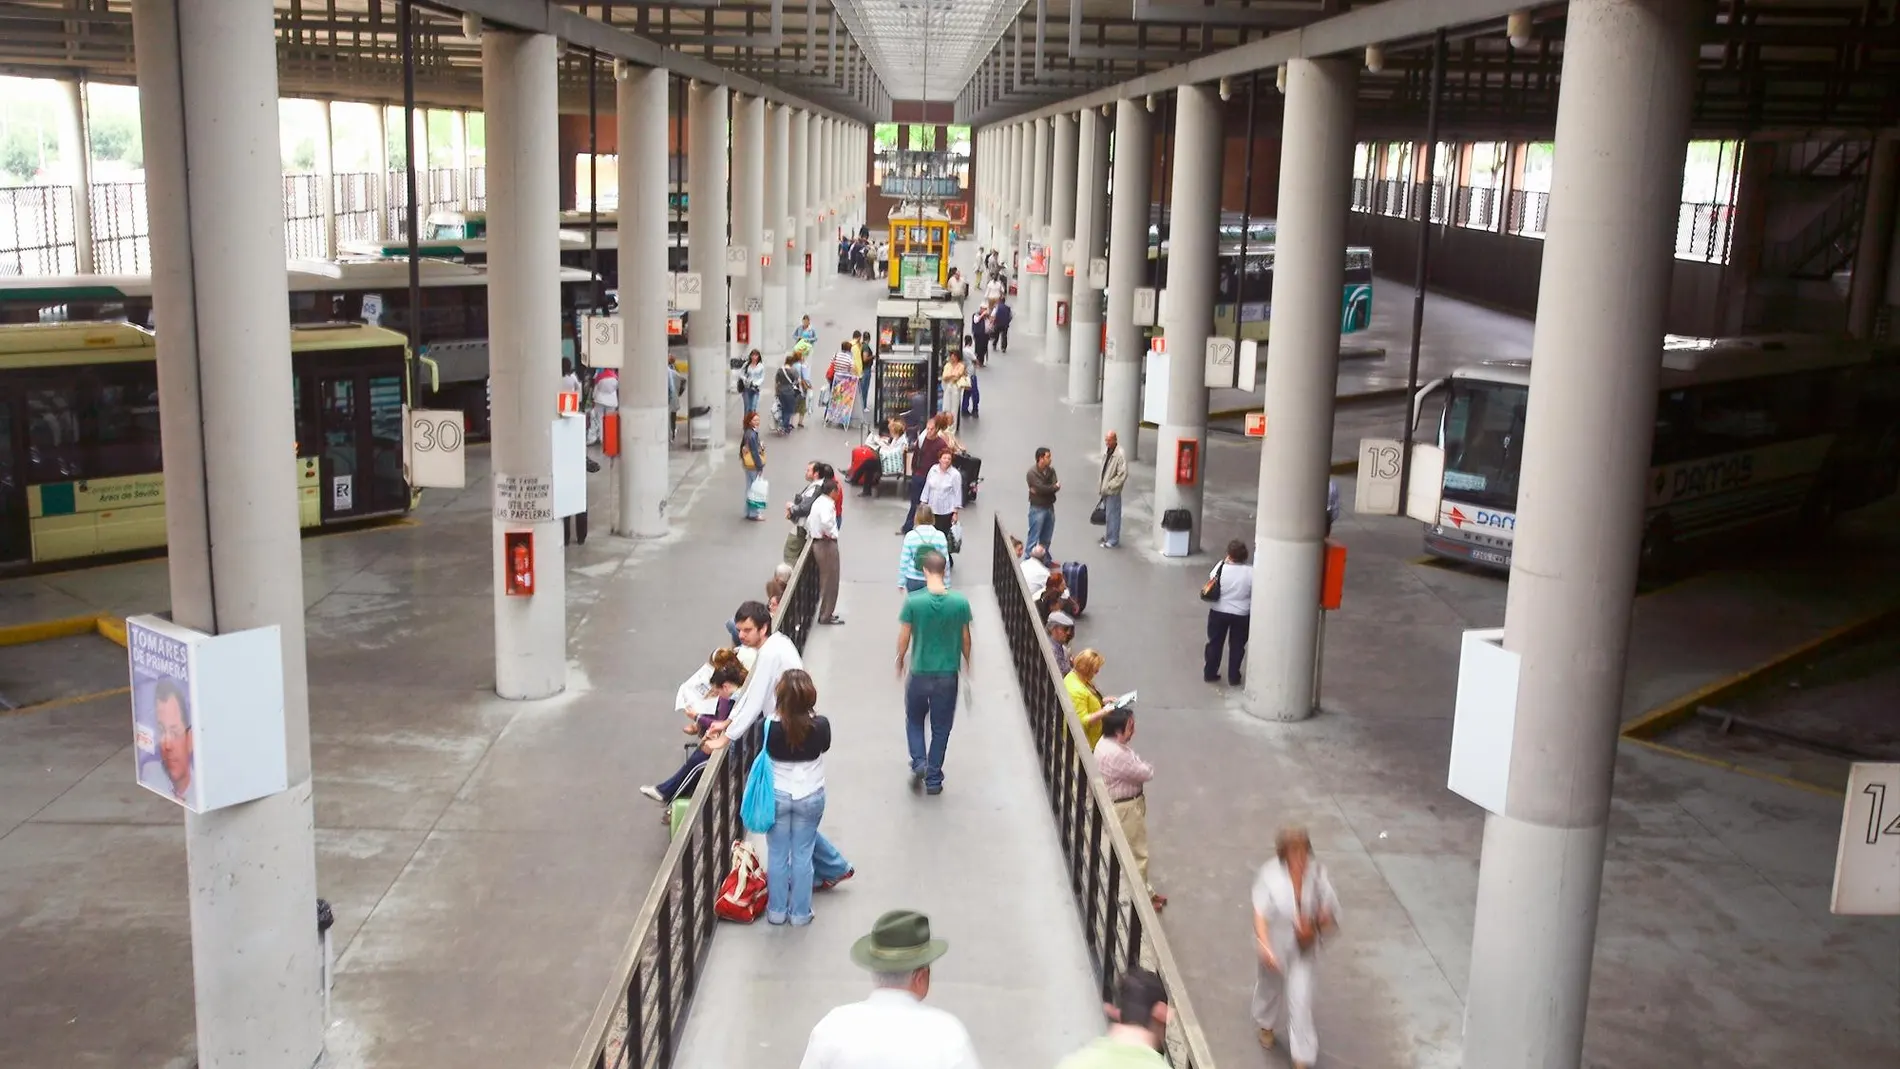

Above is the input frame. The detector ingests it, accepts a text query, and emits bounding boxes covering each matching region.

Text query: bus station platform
[1,266,1895,1069]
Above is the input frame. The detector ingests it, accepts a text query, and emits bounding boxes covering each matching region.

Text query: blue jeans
[741,388,759,417]
[767,788,826,924]
[776,391,798,433]
[1102,493,1123,547]
[656,747,710,800]
[900,473,928,532]
[1025,506,1055,557]
[903,577,927,592]
[905,672,960,790]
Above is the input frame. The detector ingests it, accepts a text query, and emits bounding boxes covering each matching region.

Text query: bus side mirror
[1405,445,1445,525]
[1411,377,1446,434]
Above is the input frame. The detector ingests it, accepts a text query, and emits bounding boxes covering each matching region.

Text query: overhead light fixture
[1219,78,1232,101]
[614,59,632,82]
[1508,10,1533,49]
[1101,104,1110,117]
[462,13,481,41]
[1365,46,1385,73]
[1145,94,1155,112]
[1276,65,1287,94]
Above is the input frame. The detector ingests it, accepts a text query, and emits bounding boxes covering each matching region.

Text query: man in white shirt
[713,601,853,888]
[807,474,845,625]
[1020,543,1053,593]
[800,909,981,1069]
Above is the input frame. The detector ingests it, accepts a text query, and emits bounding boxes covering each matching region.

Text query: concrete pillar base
[1243,536,1323,721]
[1102,360,1142,463]
[491,520,567,699]
[1068,319,1102,403]
[617,406,669,539]
[1024,274,1048,336]
[1150,422,1203,555]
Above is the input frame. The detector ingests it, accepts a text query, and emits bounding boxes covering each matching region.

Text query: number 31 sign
[407,409,467,489]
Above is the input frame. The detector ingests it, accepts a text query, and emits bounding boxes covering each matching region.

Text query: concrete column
[451,109,470,211]
[372,104,389,241]
[1105,99,1152,461]
[484,30,567,699]
[732,94,765,360]
[790,110,811,326]
[1024,117,1051,335]
[129,3,319,1066]
[805,113,824,296]
[1149,85,1220,552]
[1069,107,1111,400]
[1847,139,1899,339]
[764,103,791,350]
[617,66,670,539]
[315,99,337,259]
[819,117,834,290]
[1246,58,1356,722]
[1006,125,1022,267]
[1462,3,1698,1067]
[687,80,731,448]
[56,79,95,272]
[1046,113,1077,365]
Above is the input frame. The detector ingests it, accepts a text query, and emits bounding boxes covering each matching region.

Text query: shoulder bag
[740,743,777,833]
[1200,561,1225,603]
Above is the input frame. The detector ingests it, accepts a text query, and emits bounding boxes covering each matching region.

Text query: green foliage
[0,126,51,183]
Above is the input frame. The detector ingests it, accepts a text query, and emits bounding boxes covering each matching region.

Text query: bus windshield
[1440,379,1529,510]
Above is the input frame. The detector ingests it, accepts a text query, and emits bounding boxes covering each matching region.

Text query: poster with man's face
[129,622,199,812]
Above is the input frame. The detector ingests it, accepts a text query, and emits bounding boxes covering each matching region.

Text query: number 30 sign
[407,409,467,489]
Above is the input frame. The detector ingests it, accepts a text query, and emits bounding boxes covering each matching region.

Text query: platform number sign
[672,272,704,311]
[584,314,624,369]
[1356,438,1405,516]
[1203,337,1237,389]
[724,245,750,278]
[1833,762,1900,915]
[407,408,468,489]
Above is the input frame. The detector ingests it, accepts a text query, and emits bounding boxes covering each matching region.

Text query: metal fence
[1353,176,1730,262]
[0,186,79,275]
[283,174,324,260]
[91,180,150,274]
[335,171,382,246]
[569,544,821,1069]
[1674,201,1735,264]
[989,518,1217,1069]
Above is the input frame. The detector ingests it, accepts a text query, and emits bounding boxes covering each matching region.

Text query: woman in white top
[806,476,844,625]
[940,350,970,430]
[1252,825,1340,1068]
[920,449,964,559]
[1204,538,1256,685]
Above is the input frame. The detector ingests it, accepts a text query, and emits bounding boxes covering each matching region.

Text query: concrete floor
[0,272,1896,1069]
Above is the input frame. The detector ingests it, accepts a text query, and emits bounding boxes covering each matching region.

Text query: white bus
[1421,334,1900,573]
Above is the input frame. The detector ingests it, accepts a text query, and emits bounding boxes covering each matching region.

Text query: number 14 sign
[1833,762,1900,915]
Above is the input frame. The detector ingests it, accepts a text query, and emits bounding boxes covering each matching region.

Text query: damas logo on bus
[1444,505,1516,531]
[1659,454,1753,502]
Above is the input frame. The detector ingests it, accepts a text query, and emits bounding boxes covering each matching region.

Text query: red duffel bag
[714,841,768,923]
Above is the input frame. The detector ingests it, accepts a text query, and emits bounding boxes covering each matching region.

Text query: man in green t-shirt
[1054,967,1172,1068]
[894,549,972,796]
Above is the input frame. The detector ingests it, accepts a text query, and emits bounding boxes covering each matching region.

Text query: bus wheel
[1639,517,1679,579]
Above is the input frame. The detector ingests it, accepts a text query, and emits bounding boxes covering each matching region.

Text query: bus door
[314,366,407,521]
[0,389,29,563]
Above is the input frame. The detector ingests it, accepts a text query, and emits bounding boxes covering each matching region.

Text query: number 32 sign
[407,409,467,489]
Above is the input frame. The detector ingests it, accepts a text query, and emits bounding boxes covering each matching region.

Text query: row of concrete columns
[129,1,864,1062]
[977,2,1702,1067]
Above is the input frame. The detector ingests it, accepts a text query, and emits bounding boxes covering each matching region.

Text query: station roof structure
[0,1,1893,135]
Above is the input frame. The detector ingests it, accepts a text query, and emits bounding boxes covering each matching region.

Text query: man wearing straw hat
[798,909,982,1068]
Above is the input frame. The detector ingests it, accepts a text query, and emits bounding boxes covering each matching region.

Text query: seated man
[1046,611,1076,677]
[1021,543,1054,592]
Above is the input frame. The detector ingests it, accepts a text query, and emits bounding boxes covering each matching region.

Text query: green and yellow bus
[0,320,413,567]
[887,205,955,295]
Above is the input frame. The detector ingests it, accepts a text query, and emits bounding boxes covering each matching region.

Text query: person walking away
[897,506,950,593]
[761,669,835,925]
[740,412,768,521]
[940,349,969,432]
[921,449,964,562]
[798,909,980,1069]
[808,473,845,625]
[775,355,803,435]
[899,413,950,534]
[990,297,1013,353]
[740,349,765,418]
[709,601,853,889]
[1054,967,1173,1069]
[589,367,617,446]
[1063,648,1121,749]
[561,356,582,397]
[1204,539,1255,685]
[1097,431,1128,549]
[666,354,687,444]
[1095,707,1164,911]
[1025,447,1060,558]
[1252,826,1340,1069]
[894,550,971,795]
[1045,610,1076,676]
[970,303,991,368]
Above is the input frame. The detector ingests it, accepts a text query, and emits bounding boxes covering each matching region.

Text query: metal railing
[1674,200,1735,264]
[0,185,78,275]
[569,543,821,1069]
[283,174,324,260]
[90,180,150,274]
[989,518,1216,1069]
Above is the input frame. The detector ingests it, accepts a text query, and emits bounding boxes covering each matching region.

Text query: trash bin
[688,404,713,449]
[1160,508,1193,558]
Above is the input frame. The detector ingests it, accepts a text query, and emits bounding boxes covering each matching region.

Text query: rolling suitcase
[1061,560,1089,615]
[950,452,983,505]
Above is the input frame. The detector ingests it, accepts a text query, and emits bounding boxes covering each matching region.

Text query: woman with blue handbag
[745,668,834,926]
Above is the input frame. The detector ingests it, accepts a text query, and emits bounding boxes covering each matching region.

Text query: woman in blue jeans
[762,668,838,926]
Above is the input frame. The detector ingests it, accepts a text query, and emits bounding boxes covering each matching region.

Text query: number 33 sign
[407,409,467,489]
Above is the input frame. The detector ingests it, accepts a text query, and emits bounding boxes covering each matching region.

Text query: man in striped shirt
[1094,707,1163,912]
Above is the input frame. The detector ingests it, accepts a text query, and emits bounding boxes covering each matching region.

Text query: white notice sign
[724,245,750,278]
[331,475,354,512]
[1087,257,1109,289]
[494,473,554,524]
[1238,339,1260,391]
[408,409,467,489]
[1060,238,1077,268]
[1356,438,1404,516]
[762,229,775,248]
[584,314,625,369]
[673,272,704,311]
[1204,337,1237,389]
[903,276,933,301]
[360,293,385,326]
[1833,762,1900,915]
[744,296,763,314]
[1132,287,1158,327]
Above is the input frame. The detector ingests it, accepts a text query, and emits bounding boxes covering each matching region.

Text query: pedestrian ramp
[671,582,1105,1065]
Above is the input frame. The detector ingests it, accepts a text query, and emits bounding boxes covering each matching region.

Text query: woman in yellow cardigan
[1063,648,1119,749]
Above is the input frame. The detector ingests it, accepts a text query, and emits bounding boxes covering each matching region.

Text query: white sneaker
[639,785,665,804]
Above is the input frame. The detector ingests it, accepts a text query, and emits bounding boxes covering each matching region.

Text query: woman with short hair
[1252,825,1340,1069]
[1204,538,1256,686]
[1062,648,1119,750]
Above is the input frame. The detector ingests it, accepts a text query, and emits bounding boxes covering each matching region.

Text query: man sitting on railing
[708,600,854,890]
